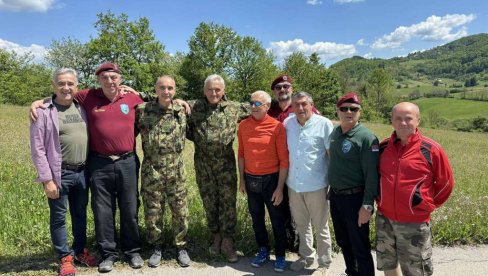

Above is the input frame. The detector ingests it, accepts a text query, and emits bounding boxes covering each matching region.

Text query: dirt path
[78,245,488,275]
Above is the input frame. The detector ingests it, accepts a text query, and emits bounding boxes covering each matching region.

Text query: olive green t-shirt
[328,123,379,205]
[54,102,88,165]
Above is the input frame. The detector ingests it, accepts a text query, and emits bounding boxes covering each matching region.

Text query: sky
[0,0,486,66]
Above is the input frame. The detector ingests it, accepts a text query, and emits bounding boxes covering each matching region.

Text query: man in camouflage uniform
[135,75,191,268]
[186,74,249,263]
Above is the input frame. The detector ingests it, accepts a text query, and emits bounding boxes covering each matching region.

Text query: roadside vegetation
[1,105,486,275]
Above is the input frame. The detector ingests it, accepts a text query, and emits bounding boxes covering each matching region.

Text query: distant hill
[330,33,488,84]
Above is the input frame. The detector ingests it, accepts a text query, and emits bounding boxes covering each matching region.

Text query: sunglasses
[339,106,360,113]
[249,101,265,107]
[274,84,291,90]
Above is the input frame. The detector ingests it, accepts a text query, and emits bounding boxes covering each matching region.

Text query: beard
[278,93,290,101]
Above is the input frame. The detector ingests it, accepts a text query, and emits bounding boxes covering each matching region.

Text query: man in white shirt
[283,92,334,276]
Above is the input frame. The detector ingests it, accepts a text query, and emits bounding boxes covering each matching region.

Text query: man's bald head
[391,102,421,143]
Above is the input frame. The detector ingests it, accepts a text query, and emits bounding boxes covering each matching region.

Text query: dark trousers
[48,169,89,259]
[88,153,141,259]
[246,172,287,257]
[282,187,298,251]
[330,191,375,276]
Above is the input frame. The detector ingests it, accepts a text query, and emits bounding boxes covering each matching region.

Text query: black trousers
[88,153,141,259]
[330,191,375,276]
[246,172,287,257]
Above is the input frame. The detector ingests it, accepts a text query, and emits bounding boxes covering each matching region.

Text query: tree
[283,52,341,117]
[365,68,394,119]
[86,11,170,92]
[46,37,95,88]
[227,36,278,102]
[180,22,237,99]
[0,49,52,105]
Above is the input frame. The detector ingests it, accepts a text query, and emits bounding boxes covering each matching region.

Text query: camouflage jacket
[187,97,249,155]
[135,100,186,163]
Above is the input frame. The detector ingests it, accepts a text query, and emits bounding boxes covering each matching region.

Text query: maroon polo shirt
[268,100,320,122]
[75,88,143,155]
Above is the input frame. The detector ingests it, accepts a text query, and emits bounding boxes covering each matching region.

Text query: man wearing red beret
[268,74,322,253]
[328,92,379,276]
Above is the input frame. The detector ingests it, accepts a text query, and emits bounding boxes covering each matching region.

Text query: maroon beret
[95,62,121,76]
[337,92,361,107]
[271,74,293,90]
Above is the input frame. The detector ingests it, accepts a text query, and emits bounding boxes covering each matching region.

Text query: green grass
[1,105,487,274]
[412,97,488,120]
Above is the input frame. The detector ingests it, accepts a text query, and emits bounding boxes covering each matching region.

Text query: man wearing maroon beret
[328,92,379,276]
[31,62,144,272]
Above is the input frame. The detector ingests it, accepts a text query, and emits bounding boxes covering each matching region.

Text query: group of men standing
[30,63,454,276]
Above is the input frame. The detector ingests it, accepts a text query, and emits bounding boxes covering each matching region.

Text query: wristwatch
[363,205,373,212]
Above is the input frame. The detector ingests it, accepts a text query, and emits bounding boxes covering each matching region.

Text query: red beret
[95,62,121,76]
[337,92,361,107]
[271,74,293,90]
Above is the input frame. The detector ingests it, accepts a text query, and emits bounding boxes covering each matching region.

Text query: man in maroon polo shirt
[79,63,144,272]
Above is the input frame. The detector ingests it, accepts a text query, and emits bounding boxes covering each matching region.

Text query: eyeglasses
[249,101,265,107]
[339,106,360,113]
[274,84,291,90]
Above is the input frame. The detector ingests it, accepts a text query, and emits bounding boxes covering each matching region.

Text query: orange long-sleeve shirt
[238,114,289,175]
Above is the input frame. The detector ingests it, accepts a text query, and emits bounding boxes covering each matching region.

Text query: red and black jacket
[377,130,454,223]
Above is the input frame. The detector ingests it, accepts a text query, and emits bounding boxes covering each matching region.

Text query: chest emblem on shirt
[120,104,129,115]
[342,140,352,153]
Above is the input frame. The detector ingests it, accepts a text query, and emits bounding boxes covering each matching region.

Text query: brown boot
[209,233,221,255]
[221,237,238,263]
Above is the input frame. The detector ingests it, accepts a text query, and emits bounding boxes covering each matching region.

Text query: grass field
[412,97,488,120]
[1,104,487,275]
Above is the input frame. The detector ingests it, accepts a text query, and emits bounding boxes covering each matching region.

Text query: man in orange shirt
[238,90,289,273]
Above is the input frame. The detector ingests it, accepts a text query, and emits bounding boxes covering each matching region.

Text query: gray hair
[292,91,314,104]
[204,74,225,89]
[251,90,272,103]
[53,68,78,85]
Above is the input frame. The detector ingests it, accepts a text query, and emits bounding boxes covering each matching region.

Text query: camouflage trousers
[194,150,237,238]
[375,212,433,276]
[141,156,188,248]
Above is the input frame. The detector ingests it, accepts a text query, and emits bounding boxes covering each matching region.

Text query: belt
[94,151,134,161]
[61,162,85,172]
[333,186,364,195]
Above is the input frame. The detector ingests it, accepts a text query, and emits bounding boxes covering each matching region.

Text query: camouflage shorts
[375,212,433,276]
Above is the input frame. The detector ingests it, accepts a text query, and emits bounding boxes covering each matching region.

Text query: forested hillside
[331,33,488,84]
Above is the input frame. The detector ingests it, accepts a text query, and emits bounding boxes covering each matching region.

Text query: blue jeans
[48,169,89,259]
[246,172,287,257]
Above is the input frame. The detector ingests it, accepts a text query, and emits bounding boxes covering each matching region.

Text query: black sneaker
[177,249,191,267]
[148,247,162,268]
[128,255,144,269]
[98,257,116,273]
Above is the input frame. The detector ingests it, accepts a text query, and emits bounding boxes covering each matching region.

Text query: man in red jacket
[376,102,454,276]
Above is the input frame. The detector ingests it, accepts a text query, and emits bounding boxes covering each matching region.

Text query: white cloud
[268,39,356,63]
[372,14,476,49]
[363,52,373,59]
[307,0,322,5]
[356,38,366,46]
[0,38,47,63]
[0,0,56,12]
[334,0,365,4]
